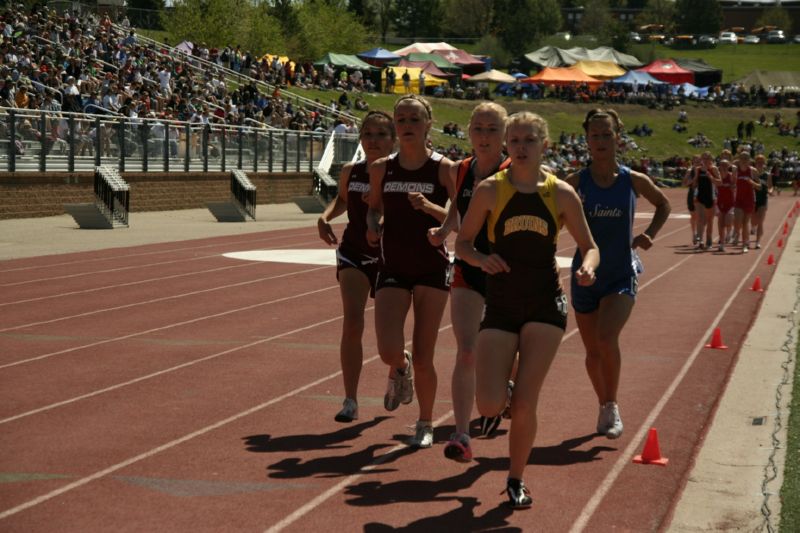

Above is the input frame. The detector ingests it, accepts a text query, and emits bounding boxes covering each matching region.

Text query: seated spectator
[673,123,687,133]
[354,95,368,111]
[337,91,351,110]
[678,109,688,123]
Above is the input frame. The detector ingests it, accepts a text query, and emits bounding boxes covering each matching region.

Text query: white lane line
[264,254,696,531]
[0,273,332,370]
[0,298,346,426]
[0,228,318,274]
[0,266,327,335]
[264,411,456,533]
[0,338,367,521]
[569,222,783,532]
[0,240,322,307]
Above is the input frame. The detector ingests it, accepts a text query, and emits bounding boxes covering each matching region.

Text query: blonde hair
[470,102,507,124]
[506,111,549,142]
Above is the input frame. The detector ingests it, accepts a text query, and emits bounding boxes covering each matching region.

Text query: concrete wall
[0,171,314,220]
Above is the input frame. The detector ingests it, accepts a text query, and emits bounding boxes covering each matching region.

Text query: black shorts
[451,261,486,297]
[336,246,379,297]
[480,292,568,333]
[375,266,451,293]
[686,187,695,212]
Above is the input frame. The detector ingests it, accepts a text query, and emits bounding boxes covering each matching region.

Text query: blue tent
[357,47,401,66]
[611,70,665,86]
[672,82,709,98]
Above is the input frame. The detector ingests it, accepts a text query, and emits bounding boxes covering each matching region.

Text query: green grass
[781,330,800,532]
[288,86,797,162]
[630,42,800,83]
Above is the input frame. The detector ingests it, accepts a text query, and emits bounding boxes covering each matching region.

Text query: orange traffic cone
[633,428,669,466]
[778,238,783,248]
[767,253,775,266]
[750,276,763,292]
[706,327,728,349]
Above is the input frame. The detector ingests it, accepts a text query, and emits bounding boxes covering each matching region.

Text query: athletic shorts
[717,197,734,215]
[480,292,568,333]
[375,266,451,293]
[694,194,714,210]
[451,262,486,297]
[735,197,755,214]
[571,274,638,314]
[336,246,379,298]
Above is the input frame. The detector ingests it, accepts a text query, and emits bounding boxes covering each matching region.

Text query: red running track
[0,189,797,532]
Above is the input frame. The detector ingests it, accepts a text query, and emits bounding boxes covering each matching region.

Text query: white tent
[393,42,458,55]
[468,69,516,83]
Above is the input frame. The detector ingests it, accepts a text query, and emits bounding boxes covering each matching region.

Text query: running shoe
[479,415,502,437]
[705,238,712,249]
[384,351,414,411]
[597,402,623,439]
[408,420,434,448]
[443,432,473,462]
[755,242,761,249]
[334,398,358,423]
[505,478,532,509]
[742,245,749,254]
[718,243,725,252]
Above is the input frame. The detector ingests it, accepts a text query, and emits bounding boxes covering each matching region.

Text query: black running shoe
[479,415,502,437]
[505,478,532,509]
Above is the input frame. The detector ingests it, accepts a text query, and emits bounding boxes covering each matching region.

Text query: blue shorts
[571,274,638,314]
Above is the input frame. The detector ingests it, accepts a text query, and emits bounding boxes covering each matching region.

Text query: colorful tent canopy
[313,53,376,71]
[520,67,603,89]
[381,66,448,95]
[674,58,722,87]
[733,70,800,89]
[432,48,484,67]
[395,60,455,79]
[524,46,642,69]
[356,47,401,67]
[672,83,709,98]
[637,59,694,85]
[572,60,626,80]
[611,70,665,86]
[468,69,517,83]
[402,53,460,71]
[393,42,457,55]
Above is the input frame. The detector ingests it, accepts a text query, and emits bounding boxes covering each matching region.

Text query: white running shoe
[597,402,623,439]
[384,351,414,411]
[334,398,358,423]
[408,421,434,448]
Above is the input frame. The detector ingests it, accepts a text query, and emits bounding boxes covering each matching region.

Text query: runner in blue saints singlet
[566,109,671,442]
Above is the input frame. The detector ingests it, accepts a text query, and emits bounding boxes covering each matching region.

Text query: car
[793,34,800,44]
[629,32,643,44]
[766,30,787,43]
[743,34,761,44]
[697,34,718,47]
[719,31,738,44]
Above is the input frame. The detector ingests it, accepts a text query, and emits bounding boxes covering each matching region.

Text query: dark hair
[361,110,395,139]
[582,108,623,133]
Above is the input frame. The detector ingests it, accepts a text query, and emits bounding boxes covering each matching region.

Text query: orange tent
[520,66,603,89]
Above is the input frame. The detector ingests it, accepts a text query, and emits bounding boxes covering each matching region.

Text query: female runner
[566,109,671,440]
[317,111,395,422]
[456,112,599,508]
[428,102,511,462]
[367,95,457,448]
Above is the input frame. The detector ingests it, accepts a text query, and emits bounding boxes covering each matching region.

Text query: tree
[756,6,793,34]
[288,1,369,60]
[674,0,722,36]
[494,0,562,57]
[127,0,166,30]
[635,0,676,34]
[392,0,444,38]
[442,0,494,37]
[375,0,394,42]
[161,0,285,55]
[348,0,376,28]
[579,0,614,40]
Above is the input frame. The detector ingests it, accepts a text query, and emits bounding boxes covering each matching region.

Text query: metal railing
[1,107,360,174]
